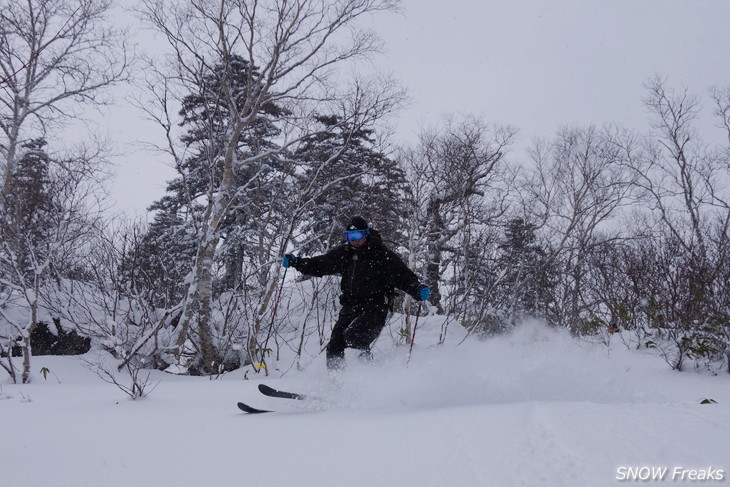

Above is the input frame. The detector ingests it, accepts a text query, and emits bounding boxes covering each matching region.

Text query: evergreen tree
[495,218,551,324]
[120,212,197,309]
[0,139,54,281]
[295,115,408,254]
[140,55,286,298]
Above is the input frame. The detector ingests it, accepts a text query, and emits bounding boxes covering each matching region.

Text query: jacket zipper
[349,254,358,297]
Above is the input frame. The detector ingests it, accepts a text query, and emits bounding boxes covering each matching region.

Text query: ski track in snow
[2,322,729,487]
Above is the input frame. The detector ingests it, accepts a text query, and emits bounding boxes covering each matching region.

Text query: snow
[2,321,729,487]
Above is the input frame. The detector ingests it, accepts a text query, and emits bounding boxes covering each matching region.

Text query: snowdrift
[2,320,729,487]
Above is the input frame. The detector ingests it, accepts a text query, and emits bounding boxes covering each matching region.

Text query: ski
[237,384,319,414]
[237,401,273,414]
[258,383,310,401]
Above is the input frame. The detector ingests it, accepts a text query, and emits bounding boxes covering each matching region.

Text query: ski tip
[258,383,307,400]
[237,402,272,414]
[258,383,276,395]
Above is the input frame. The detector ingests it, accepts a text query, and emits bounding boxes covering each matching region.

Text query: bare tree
[521,126,638,332]
[136,0,403,373]
[707,84,730,372]
[710,84,730,146]
[626,77,730,255]
[617,77,730,370]
[0,0,129,198]
[0,142,106,383]
[42,219,184,374]
[83,352,159,400]
[400,116,515,314]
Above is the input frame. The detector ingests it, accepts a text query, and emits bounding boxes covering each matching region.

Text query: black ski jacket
[294,231,421,306]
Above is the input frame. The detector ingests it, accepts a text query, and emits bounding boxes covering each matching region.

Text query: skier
[282,216,430,370]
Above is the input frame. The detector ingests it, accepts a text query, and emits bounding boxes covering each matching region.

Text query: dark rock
[6,319,91,356]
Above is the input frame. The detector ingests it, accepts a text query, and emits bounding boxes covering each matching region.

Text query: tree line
[1,0,728,384]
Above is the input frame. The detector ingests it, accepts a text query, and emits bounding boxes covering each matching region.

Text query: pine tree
[495,218,551,325]
[295,115,408,254]
[140,55,286,299]
[0,139,54,281]
[120,212,197,309]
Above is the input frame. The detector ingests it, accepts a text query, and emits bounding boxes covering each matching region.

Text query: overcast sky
[103,0,730,217]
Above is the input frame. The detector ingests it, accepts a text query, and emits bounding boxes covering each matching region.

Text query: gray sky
[103,0,730,217]
[376,0,730,140]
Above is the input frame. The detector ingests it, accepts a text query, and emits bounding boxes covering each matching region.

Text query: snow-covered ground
[2,321,729,487]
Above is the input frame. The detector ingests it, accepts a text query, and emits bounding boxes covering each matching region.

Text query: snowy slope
[2,322,729,487]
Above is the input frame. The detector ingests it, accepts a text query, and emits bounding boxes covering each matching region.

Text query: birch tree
[0,0,128,198]
[137,0,402,373]
[402,116,514,314]
[618,77,730,370]
[522,126,638,332]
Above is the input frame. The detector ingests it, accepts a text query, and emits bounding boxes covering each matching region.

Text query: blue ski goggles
[344,229,369,242]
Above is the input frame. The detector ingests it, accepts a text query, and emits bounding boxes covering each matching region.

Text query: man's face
[349,238,366,248]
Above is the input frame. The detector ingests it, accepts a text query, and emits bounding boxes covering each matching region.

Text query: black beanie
[347,215,369,231]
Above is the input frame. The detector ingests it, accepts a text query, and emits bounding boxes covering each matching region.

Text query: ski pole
[407,300,422,364]
[270,266,288,327]
[259,266,288,371]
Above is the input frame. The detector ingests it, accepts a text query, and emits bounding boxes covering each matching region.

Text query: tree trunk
[195,241,218,373]
[1,132,19,201]
[426,198,445,314]
[175,195,225,374]
[21,273,41,384]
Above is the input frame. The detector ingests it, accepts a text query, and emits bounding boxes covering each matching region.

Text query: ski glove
[282,254,299,268]
[416,284,430,301]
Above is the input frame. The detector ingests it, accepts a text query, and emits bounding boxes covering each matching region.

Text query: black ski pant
[326,302,389,369]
